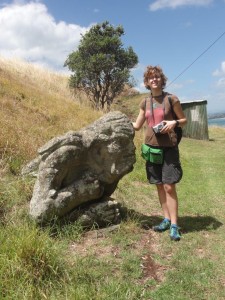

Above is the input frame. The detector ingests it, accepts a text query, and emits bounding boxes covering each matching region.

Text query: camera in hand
[152,122,164,135]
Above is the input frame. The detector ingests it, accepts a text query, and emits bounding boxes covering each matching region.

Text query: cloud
[212,61,225,76]
[167,82,183,90]
[216,77,225,88]
[212,62,225,89]
[0,1,89,71]
[131,63,146,92]
[149,0,213,11]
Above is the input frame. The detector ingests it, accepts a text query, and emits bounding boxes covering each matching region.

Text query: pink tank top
[146,107,164,127]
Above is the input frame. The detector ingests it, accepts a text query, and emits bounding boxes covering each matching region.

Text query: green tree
[64,21,138,111]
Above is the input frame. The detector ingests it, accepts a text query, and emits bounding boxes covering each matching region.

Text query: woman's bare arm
[172,102,187,127]
[161,102,187,134]
[132,108,146,131]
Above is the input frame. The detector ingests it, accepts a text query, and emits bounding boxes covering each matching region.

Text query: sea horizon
[208,117,225,127]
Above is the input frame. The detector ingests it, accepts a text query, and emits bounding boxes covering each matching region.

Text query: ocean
[208,118,225,127]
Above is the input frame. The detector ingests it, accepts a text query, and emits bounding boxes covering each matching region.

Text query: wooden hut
[181,100,209,140]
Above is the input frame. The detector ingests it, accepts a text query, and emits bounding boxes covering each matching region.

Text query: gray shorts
[146,146,183,184]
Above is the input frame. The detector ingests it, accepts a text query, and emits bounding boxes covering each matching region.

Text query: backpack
[168,96,183,144]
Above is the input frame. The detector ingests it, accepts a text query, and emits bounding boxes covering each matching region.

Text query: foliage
[64,21,138,111]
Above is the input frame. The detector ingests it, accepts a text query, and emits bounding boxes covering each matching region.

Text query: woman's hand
[160,120,177,134]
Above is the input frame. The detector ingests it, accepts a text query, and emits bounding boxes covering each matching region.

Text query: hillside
[113,92,147,120]
[0,57,225,300]
[0,56,103,173]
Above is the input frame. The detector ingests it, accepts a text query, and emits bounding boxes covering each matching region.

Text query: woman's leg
[163,183,181,241]
[156,183,179,224]
[153,184,171,232]
[156,184,170,220]
[163,183,178,225]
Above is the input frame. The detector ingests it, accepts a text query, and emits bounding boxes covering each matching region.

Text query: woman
[133,65,187,241]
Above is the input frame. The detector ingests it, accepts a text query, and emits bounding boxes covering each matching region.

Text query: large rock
[68,197,122,228]
[29,111,136,223]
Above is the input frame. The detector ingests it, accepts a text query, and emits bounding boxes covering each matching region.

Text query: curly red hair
[143,65,168,90]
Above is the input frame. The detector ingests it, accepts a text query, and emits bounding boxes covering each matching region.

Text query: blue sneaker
[153,218,171,232]
[170,224,181,241]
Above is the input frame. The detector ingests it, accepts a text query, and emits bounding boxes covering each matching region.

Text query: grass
[0,56,102,166]
[0,56,225,299]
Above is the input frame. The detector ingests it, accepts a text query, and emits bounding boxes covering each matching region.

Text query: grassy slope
[0,56,102,167]
[0,57,224,299]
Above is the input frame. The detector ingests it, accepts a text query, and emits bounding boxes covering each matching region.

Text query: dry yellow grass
[0,56,102,166]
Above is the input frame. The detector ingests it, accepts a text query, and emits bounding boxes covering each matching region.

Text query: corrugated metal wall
[181,100,209,140]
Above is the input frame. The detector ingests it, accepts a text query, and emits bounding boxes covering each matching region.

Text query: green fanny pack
[141,144,164,164]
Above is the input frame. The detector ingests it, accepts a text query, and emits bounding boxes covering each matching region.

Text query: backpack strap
[168,95,183,144]
[168,95,177,120]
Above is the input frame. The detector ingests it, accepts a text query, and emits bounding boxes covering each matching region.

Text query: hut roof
[181,100,207,105]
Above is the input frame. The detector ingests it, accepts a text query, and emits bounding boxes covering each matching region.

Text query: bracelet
[175,120,180,127]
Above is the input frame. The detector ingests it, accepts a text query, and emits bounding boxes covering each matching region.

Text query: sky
[0,0,225,113]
